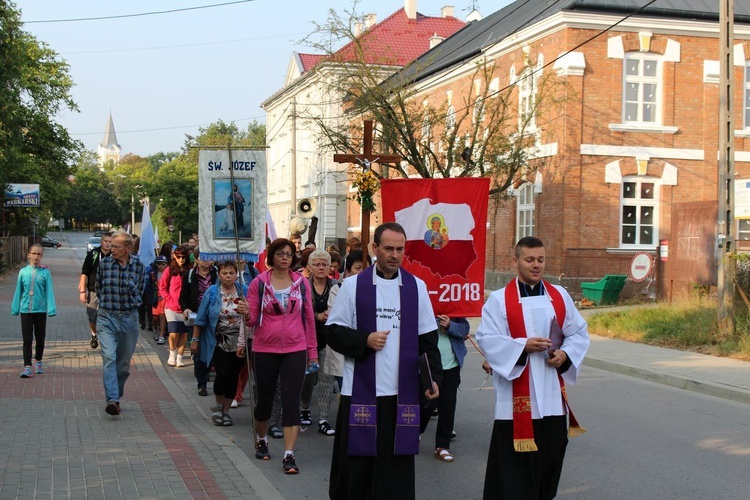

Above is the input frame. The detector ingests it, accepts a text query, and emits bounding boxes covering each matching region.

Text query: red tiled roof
[309,9,465,70]
[298,53,325,72]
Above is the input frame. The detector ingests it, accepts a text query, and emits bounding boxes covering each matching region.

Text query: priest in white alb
[476,236,589,499]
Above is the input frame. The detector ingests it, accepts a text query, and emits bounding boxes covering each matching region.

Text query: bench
[580,274,627,305]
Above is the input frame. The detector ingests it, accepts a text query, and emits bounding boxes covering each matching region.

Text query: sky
[16,0,513,158]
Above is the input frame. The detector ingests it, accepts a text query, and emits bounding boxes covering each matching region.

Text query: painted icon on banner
[212,179,253,239]
[423,213,449,249]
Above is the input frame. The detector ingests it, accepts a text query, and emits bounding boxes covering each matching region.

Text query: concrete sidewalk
[0,240,281,499]
[469,306,750,404]
[1,238,748,499]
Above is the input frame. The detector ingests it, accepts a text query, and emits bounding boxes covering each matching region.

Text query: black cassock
[326,323,441,500]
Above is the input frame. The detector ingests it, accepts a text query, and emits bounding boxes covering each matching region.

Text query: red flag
[381,178,490,317]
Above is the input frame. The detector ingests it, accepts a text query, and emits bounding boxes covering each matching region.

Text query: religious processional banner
[198,149,267,262]
[381,178,490,317]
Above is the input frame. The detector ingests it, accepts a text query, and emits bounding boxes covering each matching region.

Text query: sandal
[269,424,283,439]
[221,413,233,426]
[434,448,454,462]
[211,411,223,426]
[300,409,312,426]
[318,420,335,436]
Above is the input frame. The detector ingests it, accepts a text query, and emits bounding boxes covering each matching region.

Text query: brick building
[373,0,750,299]
[261,0,464,246]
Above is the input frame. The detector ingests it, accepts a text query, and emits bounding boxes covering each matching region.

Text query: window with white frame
[446,105,456,132]
[516,183,535,240]
[621,178,658,247]
[745,63,750,128]
[623,53,660,124]
[738,219,750,244]
[421,115,431,144]
[518,68,536,131]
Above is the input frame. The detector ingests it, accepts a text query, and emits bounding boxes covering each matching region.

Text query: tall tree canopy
[0,0,80,233]
[301,3,566,197]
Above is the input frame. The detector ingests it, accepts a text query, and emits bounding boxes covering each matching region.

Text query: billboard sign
[3,184,40,207]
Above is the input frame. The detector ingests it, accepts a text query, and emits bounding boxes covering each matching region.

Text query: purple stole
[348,265,420,456]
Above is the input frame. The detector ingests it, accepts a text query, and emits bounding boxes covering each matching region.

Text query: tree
[300,3,567,198]
[0,1,80,234]
[66,151,122,229]
[148,120,266,239]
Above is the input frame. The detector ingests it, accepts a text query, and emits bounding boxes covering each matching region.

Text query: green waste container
[580,275,627,305]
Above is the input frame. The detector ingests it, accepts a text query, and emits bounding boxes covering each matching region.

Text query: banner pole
[227,142,258,443]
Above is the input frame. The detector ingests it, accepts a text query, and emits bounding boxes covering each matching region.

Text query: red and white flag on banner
[381,178,490,317]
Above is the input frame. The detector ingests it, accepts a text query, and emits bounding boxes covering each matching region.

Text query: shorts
[85,292,99,325]
[152,300,165,316]
[165,308,188,334]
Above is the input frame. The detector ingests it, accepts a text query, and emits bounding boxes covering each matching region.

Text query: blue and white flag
[137,200,156,268]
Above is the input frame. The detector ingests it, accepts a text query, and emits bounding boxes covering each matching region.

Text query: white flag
[137,200,156,268]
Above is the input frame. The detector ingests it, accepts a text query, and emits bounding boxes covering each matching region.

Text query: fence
[0,236,30,272]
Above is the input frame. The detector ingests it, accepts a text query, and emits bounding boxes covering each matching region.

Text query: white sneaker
[167,350,177,367]
[157,337,165,345]
[231,399,239,408]
[176,355,186,367]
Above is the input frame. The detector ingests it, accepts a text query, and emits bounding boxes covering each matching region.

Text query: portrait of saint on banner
[212,179,253,240]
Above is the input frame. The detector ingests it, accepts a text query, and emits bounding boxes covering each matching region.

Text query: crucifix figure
[333,120,401,254]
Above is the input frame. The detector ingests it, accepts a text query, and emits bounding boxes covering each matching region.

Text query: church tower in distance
[97,112,121,167]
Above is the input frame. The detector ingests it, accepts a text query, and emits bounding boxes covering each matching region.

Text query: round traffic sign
[630,252,653,282]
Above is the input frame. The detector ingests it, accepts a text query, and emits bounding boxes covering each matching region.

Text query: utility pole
[718,0,735,333]
[290,98,298,225]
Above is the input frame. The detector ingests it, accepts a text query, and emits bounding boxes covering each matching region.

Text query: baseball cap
[155,256,168,264]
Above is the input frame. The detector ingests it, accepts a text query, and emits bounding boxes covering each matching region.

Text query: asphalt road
[63,231,750,499]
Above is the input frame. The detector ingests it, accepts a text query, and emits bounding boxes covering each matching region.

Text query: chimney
[430,33,444,49]
[441,5,454,18]
[365,13,377,28]
[355,22,363,37]
[405,0,417,20]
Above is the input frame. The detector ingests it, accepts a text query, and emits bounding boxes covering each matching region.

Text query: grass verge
[586,302,750,361]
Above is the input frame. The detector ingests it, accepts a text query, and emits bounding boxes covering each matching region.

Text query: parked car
[93,230,105,237]
[40,236,61,249]
[87,237,101,252]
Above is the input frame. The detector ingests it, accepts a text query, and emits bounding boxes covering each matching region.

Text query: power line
[426,0,660,128]
[25,0,255,24]
[60,32,307,55]
[70,115,265,136]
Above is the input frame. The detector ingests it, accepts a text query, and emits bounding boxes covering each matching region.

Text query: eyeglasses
[174,255,186,259]
[275,251,293,258]
[310,263,328,268]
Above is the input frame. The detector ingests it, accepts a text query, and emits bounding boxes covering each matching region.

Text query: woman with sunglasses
[246,238,318,474]
[159,245,193,367]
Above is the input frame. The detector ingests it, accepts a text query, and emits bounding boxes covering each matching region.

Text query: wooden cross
[333,120,401,254]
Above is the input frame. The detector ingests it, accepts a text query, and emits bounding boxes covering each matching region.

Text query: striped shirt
[96,254,146,312]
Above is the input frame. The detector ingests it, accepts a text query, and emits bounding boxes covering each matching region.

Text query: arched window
[516,183,535,241]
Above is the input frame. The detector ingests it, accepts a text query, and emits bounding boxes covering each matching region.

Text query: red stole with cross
[504,278,586,452]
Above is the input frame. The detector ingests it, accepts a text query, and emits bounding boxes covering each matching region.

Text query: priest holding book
[326,222,442,500]
[477,236,590,499]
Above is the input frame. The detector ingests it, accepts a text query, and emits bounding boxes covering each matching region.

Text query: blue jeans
[97,308,139,403]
